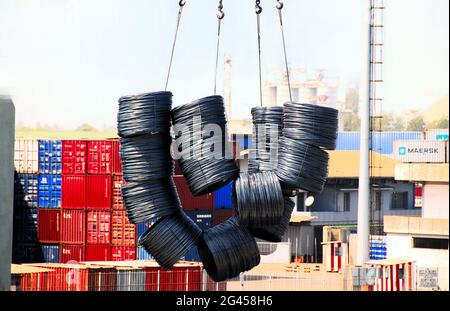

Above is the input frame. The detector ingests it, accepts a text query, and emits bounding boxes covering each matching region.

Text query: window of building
[391,192,408,210]
[269,87,277,106]
[344,192,351,212]
[373,191,382,211]
[412,237,449,250]
[336,192,351,212]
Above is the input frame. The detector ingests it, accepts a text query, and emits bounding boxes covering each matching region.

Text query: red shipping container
[38,209,61,243]
[86,244,111,261]
[25,263,89,291]
[12,271,49,291]
[173,175,214,211]
[112,175,125,210]
[87,140,115,174]
[110,139,122,174]
[86,174,111,210]
[87,211,111,244]
[61,210,85,244]
[174,160,182,175]
[62,175,86,209]
[60,244,85,263]
[111,246,136,261]
[111,210,135,246]
[62,140,87,174]
[213,209,234,226]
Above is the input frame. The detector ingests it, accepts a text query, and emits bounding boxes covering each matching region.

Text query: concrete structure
[0,95,15,291]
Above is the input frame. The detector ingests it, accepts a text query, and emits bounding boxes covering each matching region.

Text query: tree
[427,117,449,129]
[406,116,425,131]
[341,113,361,131]
[76,123,96,132]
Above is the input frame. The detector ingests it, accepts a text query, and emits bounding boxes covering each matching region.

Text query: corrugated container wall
[38,209,60,243]
[61,244,85,263]
[62,175,86,209]
[173,176,214,211]
[87,140,121,174]
[214,182,233,209]
[425,129,449,141]
[87,211,111,244]
[38,140,62,174]
[116,269,146,291]
[112,175,124,210]
[61,210,85,244]
[213,209,233,226]
[86,175,111,210]
[12,243,43,263]
[111,210,136,247]
[86,245,111,261]
[14,173,38,210]
[38,174,61,208]
[42,245,60,263]
[62,140,87,174]
[393,140,447,163]
[111,246,136,261]
[186,211,213,231]
[14,140,38,173]
[13,208,38,243]
[136,219,157,238]
[137,247,153,260]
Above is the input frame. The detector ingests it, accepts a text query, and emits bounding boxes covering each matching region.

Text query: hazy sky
[0,0,448,129]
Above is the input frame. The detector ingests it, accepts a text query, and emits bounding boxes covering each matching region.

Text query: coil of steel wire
[276,136,329,194]
[117,91,173,138]
[120,178,181,224]
[283,102,338,150]
[171,95,239,196]
[119,134,174,182]
[248,196,295,242]
[138,211,202,269]
[280,181,300,197]
[234,171,284,227]
[198,217,261,282]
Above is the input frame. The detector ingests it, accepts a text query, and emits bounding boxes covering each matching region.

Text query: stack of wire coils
[171,95,239,196]
[248,107,283,173]
[118,91,201,268]
[277,102,338,194]
[198,217,261,282]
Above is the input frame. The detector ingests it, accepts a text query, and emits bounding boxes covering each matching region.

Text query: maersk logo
[399,146,439,155]
[399,147,407,156]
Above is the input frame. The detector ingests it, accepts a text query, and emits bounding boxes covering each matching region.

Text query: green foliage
[406,116,425,131]
[76,123,96,132]
[427,117,449,129]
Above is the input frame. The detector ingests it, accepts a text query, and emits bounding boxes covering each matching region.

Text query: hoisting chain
[214,0,225,95]
[165,0,187,91]
[276,0,293,103]
[256,0,263,107]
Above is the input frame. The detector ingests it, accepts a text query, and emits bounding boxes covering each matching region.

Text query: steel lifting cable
[214,0,225,95]
[139,210,202,269]
[255,0,263,107]
[276,0,292,103]
[165,0,187,91]
[198,217,261,282]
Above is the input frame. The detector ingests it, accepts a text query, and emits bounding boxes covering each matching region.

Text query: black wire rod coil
[198,217,261,282]
[118,91,173,138]
[248,196,295,243]
[121,178,181,224]
[283,102,339,150]
[276,136,329,194]
[139,211,202,269]
[120,134,174,182]
[171,95,239,196]
[234,171,284,227]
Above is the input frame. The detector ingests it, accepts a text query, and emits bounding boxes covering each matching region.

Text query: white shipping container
[425,129,449,141]
[14,139,38,173]
[393,140,447,163]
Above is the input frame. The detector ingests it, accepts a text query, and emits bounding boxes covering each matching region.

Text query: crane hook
[217,1,225,20]
[276,0,284,10]
[179,0,186,7]
[255,0,262,14]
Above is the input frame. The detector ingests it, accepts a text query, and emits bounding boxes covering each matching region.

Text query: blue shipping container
[38,140,62,174]
[214,182,233,209]
[12,243,43,264]
[14,173,38,210]
[136,218,157,239]
[186,211,213,231]
[137,246,154,260]
[182,247,201,262]
[336,132,423,154]
[42,245,60,263]
[38,174,62,208]
[13,208,38,243]
[369,241,387,260]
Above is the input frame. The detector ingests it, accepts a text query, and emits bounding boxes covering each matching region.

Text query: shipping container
[13,208,38,243]
[14,173,38,210]
[112,175,124,210]
[27,263,89,291]
[14,139,38,173]
[186,211,213,231]
[111,246,136,261]
[336,132,423,154]
[11,266,49,291]
[12,243,43,263]
[173,175,214,211]
[87,267,117,291]
[60,244,86,263]
[214,182,233,209]
[137,247,153,260]
[86,175,111,210]
[87,211,111,244]
[111,210,136,247]
[182,247,201,262]
[38,209,60,243]
[136,219,157,238]
[174,160,183,175]
[393,140,447,163]
[87,140,121,174]
[213,209,233,226]
[62,140,87,174]
[425,128,449,141]
[61,175,86,209]
[42,245,60,263]
[116,268,146,291]
[61,210,86,244]
[86,245,111,261]
[38,174,62,208]
[38,140,62,174]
